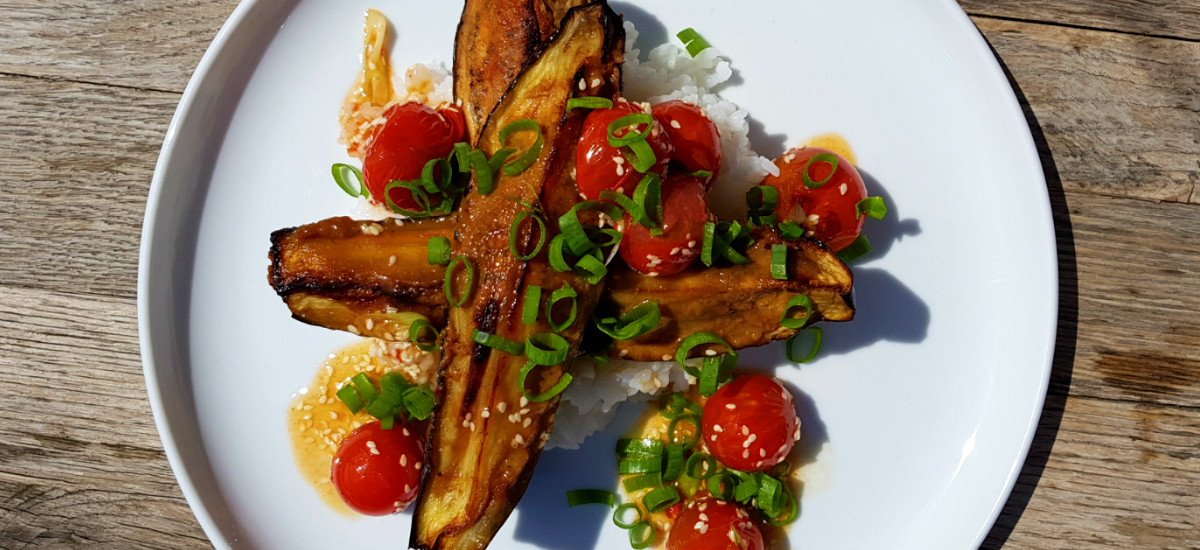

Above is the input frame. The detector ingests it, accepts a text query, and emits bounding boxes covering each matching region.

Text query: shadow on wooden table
[979,42,1081,550]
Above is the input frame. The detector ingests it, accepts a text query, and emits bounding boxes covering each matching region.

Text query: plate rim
[137,0,1058,548]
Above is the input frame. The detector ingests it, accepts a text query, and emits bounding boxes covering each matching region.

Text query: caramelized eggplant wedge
[270,218,853,360]
[413,5,624,549]
[454,0,589,144]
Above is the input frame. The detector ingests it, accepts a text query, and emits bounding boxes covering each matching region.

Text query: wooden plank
[961,0,1200,42]
[982,394,1200,549]
[0,74,176,299]
[0,285,206,549]
[1051,191,1200,408]
[977,17,1200,204]
[0,0,238,93]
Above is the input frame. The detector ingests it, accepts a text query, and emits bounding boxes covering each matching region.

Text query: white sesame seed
[711,435,718,442]
[400,454,408,466]
[699,502,708,511]
[700,513,709,522]
[744,434,757,447]
[670,247,680,255]
[348,325,360,335]
[756,460,764,468]
[760,448,767,458]
[698,523,709,534]
[415,462,421,469]
[523,418,532,428]
[742,426,750,436]
[619,349,629,357]
[482,409,490,418]
[794,425,801,441]
[616,187,624,194]
[670,120,681,129]
[367,441,380,455]
[404,484,411,493]
[365,318,374,330]
[726,404,736,410]
[742,449,750,459]
[839,183,848,195]
[578,78,586,90]
[616,164,625,176]
[520,397,529,407]
[498,402,507,413]
[662,354,672,361]
[520,408,530,415]
[613,156,625,165]
[470,422,476,431]
[648,272,658,277]
[714,425,723,433]
[403,428,410,436]
[705,349,717,356]
[389,255,397,265]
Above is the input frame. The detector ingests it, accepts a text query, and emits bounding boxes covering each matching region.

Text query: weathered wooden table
[1,1,1197,548]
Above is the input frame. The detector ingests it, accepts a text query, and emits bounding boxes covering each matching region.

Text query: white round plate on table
[138,0,1057,548]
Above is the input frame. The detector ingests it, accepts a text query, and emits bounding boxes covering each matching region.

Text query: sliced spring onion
[698,353,737,396]
[748,212,777,228]
[780,295,815,329]
[786,326,824,364]
[498,119,544,176]
[546,285,579,333]
[616,438,664,458]
[593,301,661,341]
[444,255,475,307]
[573,252,608,285]
[733,473,760,503]
[801,153,839,189]
[771,244,788,280]
[856,196,888,220]
[566,489,615,507]
[661,444,685,482]
[836,235,873,263]
[332,163,368,198]
[674,331,736,366]
[548,234,573,272]
[567,96,614,110]
[351,372,378,404]
[701,221,718,266]
[479,148,512,194]
[757,475,785,516]
[642,485,680,513]
[409,319,439,352]
[667,413,701,450]
[522,285,542,325]
[427,236,451,265]
[622,473,663,493]
[509,211,547,260]
[613,503,644,529]
[336,384,365,414]
[451,142,471,172]
[778,221,805,240]
[471,329,526,356]
[629,521,655,550]
[625,138,656,173]
[658,393,703,420]
[559,200,627,255]
[677,28,712,57]
[599,189,642,222]
[420,157,451,193]
[619,457,662,475]
[525,332,569,366]
[685,453,719,480]
[379,413,395,430]
[403,385,436,420]
[746,185,778,214]
[384,180,433,217]
[765,486,799,526]
[606,113,654,147]
[687,169,713,178]
[708,472,738,501]
[632,173,662,229]
[518,361,573,402]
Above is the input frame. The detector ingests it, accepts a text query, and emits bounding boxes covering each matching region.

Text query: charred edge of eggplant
[267,226,299,289]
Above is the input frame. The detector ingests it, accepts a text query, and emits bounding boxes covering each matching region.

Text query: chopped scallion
[444,255,475,307]
[567,97,614,111]
[470,329,525,356]
[676,28,712,57]
[566,489,614,507]
[780,295,815,329]
[801,153,839,189]
[518,361,573,402]
[409,318,439,352]
[498,119,544,176]
[522,285,542,325]
[331,163,368,198]
[509,211,547,260]
[856,196,888,220]
[546,285,579,333]
[642,485,680,513]
[427,236,451,265]
[771,244,788,280]
[786,326,823,364]
[836,235,873,262]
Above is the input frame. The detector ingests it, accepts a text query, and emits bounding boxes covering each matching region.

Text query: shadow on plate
[609,2,665,60]
[977,40,1077,550]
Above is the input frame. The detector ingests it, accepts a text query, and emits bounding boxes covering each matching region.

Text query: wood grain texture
[0,0,238,93]
[0,0,1198,548]
[979,17,1200,204]
[961,0,1200,42]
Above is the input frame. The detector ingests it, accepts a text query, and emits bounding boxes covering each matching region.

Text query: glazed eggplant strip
[270,220,853,359]
[454,0,590,144]
[412,5,624,549]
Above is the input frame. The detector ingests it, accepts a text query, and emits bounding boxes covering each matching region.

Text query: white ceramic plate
[138,0,1057,548]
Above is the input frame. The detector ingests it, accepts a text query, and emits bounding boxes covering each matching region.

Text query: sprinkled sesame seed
[726,404,736,410]
[744,434,757,447]
[614,156,625,165]
[367,441,380,455]
[523,418,532,428]
[742,449,749,459]
[670,120,681,129]
[415,462,421,469]
[498,402,507,413]
[670,247,680,254]
[619,349,629,357]
[578,78,586,90]
[700,513,709,522]
[481,409,490,418]
[403,428,410,436]
[705,349,717,356]
[520,396,529,407]
[839,183,848,195]
[714,425,723,433]
[591,78,601,87]
[760,448,767,458]
[662,354,672,361]
[400,455,408,466]
[616,164,625,176]
[365,318,374,330]
[711,435,718,442]
[389,255,397,265]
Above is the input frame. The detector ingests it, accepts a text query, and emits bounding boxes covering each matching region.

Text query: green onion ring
[409,319,439,352]
[622,473,663,493]
[546,285,579,333]
[617,438,664,458]
[836,235,873,263]
[470,329,526,356]
[566,489,614,507]
[801,153,839,189]
[451,142,471,172]
[336,384,365,414]
[786,326,823,364]
[733,473,760,503]
[402,385,435,420]
[613,503,643,529]
[856,196,888,220]
[746,185,778,214]
[525,332,570,366]
[677,28,712,57]
[518,361,573,403]
[619,457,662,475]
[658,393,702,420]
[419,157,450,194]
[674,331,736,366]
[443,255,475,307]
[509,211,547,261]
[771,244,789,280]
[498,119,543,176]
[572,252,608,285]
[625,138,657,173]
[642,485,680,514]
[780,295,815,329]
[331,163,367,198]
[522,285,541,325]
[350,372,378,404]
[661,444,685,482]
[698,353,737,396]
[686,453,719,479]
[567,97,614,110]
[384,180,433,217]
[606,113,654,147]
[632,173,662,229]
[427,236,451,265]
[778,221,805,240]
[765,485,799,526]
[629,522,655,550]
[471,148,501,194]
[707,472,738,501]
[599,189,642,223]
[667,413,701,450]
[548,234,573,272]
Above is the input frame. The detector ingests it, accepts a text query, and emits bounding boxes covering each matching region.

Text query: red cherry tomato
[652,100,722,189]
[362,102,466,211]
[576,100,673,201]
[618,176,710,276]
[331,421,425,516]
[761,146,867,252]
[667,497,764,550]
[702,374,799,473]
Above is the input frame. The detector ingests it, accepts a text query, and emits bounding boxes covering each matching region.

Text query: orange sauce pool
[287,337,437,515]
[801,132,857,165]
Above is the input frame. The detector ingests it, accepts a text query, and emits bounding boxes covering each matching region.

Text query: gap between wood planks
[966,12,1200,44]
[0,70,179,96]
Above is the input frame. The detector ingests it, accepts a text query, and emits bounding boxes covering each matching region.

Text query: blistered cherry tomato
[761,146,867,252]
[362,102,466,211]
[667,497,764,550]
[618,176,710,276]
[576,100,673,201]
[331,421,425,516]
[702,374,799,472]
[652,100,721,189]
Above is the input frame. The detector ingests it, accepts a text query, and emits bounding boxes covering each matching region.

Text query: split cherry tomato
[667,497,764,550]
[362,102,466,212]
[618,175,710,276]
[576,99,673,201]
[652,100,722,189]
[331,421,425,516]
[702,374,799,472]
[761,146,867,252]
